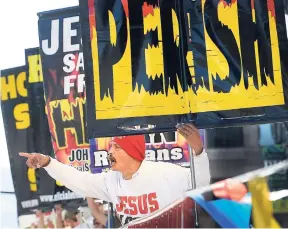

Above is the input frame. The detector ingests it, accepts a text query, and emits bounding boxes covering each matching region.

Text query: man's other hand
[19,152,50,168]
[177,123,203,155]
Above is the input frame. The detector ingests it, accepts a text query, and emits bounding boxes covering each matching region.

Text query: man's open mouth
[107,154,116,166]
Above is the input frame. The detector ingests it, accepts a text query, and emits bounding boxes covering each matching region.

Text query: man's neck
[121,161,142,180]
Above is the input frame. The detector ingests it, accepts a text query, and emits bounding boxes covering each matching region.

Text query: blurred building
[205,125,264,182]
[205,123,288,227]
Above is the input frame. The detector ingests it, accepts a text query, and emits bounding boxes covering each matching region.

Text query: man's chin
[110,162,117,171]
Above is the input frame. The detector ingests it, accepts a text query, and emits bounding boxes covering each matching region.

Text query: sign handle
[188,145,199,227]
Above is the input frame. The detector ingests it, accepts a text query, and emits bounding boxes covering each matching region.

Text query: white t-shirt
[74,223,89,228]
[45,151,210,225]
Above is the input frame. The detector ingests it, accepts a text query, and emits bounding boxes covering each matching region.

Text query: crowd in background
[27,197,120,229]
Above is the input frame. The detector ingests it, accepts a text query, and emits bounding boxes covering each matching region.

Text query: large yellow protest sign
[87,0,284,120]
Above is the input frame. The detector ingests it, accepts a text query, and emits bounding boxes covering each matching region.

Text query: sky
[0,0,287,227]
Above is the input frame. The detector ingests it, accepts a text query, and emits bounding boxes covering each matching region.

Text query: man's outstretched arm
[19,153,111,202]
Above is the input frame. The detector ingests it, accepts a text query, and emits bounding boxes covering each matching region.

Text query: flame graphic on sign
[88,0,283,120]
[45,55,89,168]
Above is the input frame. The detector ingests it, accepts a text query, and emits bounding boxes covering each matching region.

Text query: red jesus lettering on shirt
[20,124,210,225]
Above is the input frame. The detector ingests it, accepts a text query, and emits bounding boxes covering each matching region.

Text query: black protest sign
[25,48,58,212]
[37,6,88,207]
[1,66,39,215]
[80,0,288,138]
[25,48,54,159]
[37,7,89,170]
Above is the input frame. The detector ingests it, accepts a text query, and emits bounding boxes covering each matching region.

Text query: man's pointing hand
[19,152,51,169]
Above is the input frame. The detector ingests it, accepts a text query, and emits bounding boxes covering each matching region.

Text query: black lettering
[84,163,90,171]
[204,0,241,93]
[237,1,257,89]
[128,0,164,94]
[94,0,127,101]
[77,166,83,172]
[76,149,82,161]
[83,148,89,160]
[254,0,274,87]
[69,150,75,161]
[237,1,274,89]
[160,0,183,94]
[183,0,209,91]
[274,0,288,86]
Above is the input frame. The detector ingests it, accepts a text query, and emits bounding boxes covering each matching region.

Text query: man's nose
[108,148,114,155]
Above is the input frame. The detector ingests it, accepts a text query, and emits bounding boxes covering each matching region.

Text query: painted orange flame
[251,0,255,10]
[267,0,276,18]
[119,0,156,18]
[47,66,88,166]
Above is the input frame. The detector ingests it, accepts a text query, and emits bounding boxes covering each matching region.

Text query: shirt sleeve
[189,150,211,189]
[165,150,210,192]
[44,158,112,202]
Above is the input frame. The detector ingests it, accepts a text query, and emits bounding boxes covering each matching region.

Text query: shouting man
[20,124,210,225]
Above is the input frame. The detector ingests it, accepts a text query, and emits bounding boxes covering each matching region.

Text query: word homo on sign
[1,70,30,130]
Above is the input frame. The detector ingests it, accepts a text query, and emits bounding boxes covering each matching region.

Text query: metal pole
[110,203,115,228]
[0,191,15,194]
[78,207,84,225]
[107,202,112,228]
[188,145,199,227]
